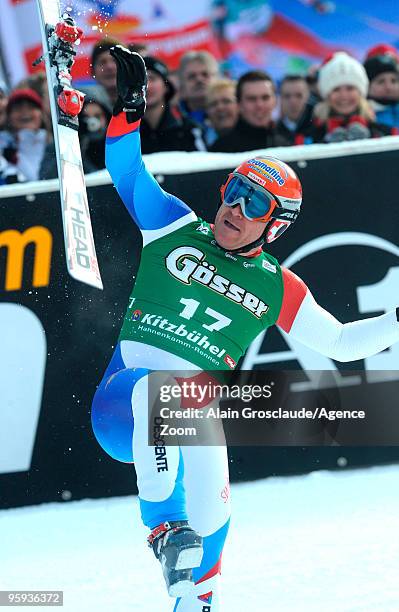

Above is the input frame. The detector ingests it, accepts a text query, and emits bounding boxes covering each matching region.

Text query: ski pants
[91,340,231,611]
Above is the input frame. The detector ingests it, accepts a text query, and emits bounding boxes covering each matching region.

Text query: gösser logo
[243,232,399,387]
[165,246,269,318]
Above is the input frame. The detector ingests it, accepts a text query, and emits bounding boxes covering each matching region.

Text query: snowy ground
[2,465,399,612]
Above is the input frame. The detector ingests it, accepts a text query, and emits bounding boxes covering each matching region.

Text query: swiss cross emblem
[224,355,236,369]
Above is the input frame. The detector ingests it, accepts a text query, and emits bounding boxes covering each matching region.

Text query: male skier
[91,48,399,611]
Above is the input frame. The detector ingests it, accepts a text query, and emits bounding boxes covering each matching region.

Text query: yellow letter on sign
[0,226,52,291]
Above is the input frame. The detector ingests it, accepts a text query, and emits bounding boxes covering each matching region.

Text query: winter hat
[364,54,399,82]
[144,56,176,101]
[365,44,399,62]
[7,88,43,112]
[318,52,369,99]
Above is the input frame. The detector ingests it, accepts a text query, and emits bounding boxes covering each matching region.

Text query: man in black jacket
[140,56,206,154]
[211,71,291,152]
[276,75,313,145]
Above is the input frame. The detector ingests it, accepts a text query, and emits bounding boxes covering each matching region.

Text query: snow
[1,465,399,611]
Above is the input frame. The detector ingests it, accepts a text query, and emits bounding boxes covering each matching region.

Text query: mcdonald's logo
[0,226,52,292]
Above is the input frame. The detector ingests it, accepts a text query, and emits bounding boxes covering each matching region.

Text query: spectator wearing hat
[140,56,207,154]
[305,52,395,144]
[15,72,52,135]
[364,48,399,130]
[80,38,120,114]
[0,88,47,183]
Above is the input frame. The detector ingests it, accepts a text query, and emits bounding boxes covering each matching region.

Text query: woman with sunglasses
[91,47,399,611]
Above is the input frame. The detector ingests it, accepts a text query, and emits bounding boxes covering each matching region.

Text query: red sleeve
[276,267,308,333]
[107,114,141,138]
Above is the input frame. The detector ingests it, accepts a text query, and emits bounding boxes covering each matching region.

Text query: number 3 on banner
[179,298,232,331]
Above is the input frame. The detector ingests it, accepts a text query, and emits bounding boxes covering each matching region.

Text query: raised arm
[105,46,195,232]
[276,268,399,362]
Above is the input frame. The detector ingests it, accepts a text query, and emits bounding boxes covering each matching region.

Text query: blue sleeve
[105,118,193,230]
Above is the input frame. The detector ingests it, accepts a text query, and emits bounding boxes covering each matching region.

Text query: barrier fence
[1,139,399,509]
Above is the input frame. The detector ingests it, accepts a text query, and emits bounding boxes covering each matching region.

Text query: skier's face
[328,85,361,116]
[214,202,265,253]
[8,100,42,131]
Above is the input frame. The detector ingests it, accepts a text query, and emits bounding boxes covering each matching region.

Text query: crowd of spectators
[1,39,399,185]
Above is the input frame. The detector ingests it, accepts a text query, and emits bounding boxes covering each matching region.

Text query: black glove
[110,45,147,122]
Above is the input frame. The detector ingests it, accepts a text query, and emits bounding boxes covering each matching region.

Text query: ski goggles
[222,174,279,222]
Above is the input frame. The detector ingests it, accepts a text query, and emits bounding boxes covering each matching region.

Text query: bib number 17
[179,298,231,332]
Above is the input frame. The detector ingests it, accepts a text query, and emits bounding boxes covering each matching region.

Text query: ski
[35,0,103,289]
